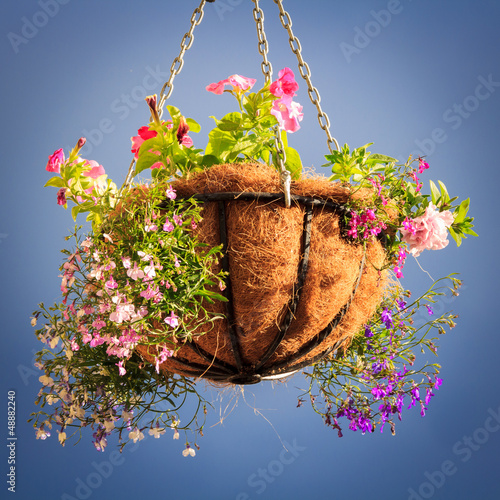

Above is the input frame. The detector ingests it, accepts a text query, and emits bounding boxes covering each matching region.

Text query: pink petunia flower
[271,95,303,133]
[270,67,299,98]
[82,159,106,179]
[46,148,65,173]
[206,74,257,95]
[131,126,158,158]
[400,203,454,257]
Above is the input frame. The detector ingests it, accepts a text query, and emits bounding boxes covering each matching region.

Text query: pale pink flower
[270,67,299,97]
[271,95,303,133]
[105,275,118,289]
[143,265,156,279]
[127,262,144,281]
[122,257,132,269]
[164,311,179,328]
[206,74,257,94]
[46,148,65,173]
[166,186,177,200]
[110,303,134,324]
[400,203,454,257]
[163,219,174,232]
[116,360,126,376]
[82,160,106,179]
[137,251,152,261]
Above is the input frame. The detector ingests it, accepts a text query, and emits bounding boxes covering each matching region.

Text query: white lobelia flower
[129,427,144,443]
[149,426,166,439]
[182,446,196,457]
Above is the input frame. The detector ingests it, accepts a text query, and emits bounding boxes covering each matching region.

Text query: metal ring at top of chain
[158,0,207,114]
[273,0,340,152]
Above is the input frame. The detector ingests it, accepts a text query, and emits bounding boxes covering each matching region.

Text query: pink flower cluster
[45,142,107,206]
[206,67,304,133]
[58,210,186,374]
[347,208,387,240]
[400,203,454,257]
[130,119,193,164]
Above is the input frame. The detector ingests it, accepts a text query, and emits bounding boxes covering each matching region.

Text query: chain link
[122,0,208,190]
[273,0,339,152]
[158,0,207,116]
[252,0,291,206]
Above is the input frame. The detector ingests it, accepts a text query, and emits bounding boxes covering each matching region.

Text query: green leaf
[448,226,461,246]
[217,112,242,131]
[454,198,470,223]
[138,136,163,156]
[201,155,220,168]
[205,128,237,162]
[368,153,398,164]
[186,118,201,133]
[429,180,440,205]
[43,176,66,188]
[284,146,302,180]
[166,105,182,125]
[135,152,163,175]
[437,180,450,204]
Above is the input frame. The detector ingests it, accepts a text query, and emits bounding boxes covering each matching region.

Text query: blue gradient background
[1,1,499,499]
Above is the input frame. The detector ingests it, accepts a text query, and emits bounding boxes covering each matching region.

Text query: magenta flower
[400,203,454,257]
[176,117,193,147]
[57,188,67,206]
[46,148,65,173]
[131,126,158,158]
[271,95,303,133]
[270,67,299,98]
[418,158,430,174]
[206,74,257,95]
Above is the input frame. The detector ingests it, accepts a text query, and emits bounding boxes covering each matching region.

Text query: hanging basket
[136,162,387,384]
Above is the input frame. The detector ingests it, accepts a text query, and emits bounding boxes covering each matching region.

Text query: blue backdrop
[1,1,498,499]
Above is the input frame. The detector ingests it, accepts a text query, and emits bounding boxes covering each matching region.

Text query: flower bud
[77,137,86,149]
[146,95,161,125]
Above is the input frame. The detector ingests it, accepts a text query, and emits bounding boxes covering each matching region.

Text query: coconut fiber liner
[136,163,387,384]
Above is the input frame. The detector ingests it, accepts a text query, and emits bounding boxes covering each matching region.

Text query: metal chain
[252,0,291,207]
[273,0,340,152]
[158,0,207,116]
[122,0,208,190]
